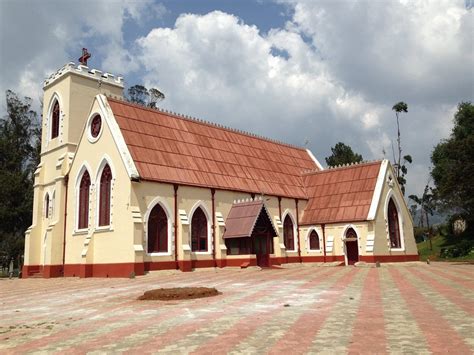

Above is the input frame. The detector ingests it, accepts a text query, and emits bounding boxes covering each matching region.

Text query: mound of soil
[138,287,220,301]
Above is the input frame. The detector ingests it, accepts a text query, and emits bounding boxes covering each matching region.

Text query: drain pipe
[322,223,327,263]
[211,188,217,268]
[295,199,302,263]
[62,174,69,276]
[278,197,282,220]
[174,184,179,270]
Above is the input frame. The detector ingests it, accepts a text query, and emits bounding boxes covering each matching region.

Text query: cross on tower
[78,48,91,66]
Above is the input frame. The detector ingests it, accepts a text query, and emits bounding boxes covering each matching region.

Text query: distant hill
[410,207,448,227]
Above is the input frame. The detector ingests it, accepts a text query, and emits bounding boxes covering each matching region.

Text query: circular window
[90,115,102,138]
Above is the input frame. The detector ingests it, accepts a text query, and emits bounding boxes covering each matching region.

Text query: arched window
[346,228,357,239]
[147,204,168,253]
[78,170,91,230]
[309,230,320,250]
[191,207,208,252]
[283,215,294,251]
[98,164,112,226]
[51,100,60,139]
[388,199,401,248]
[44,193,50,219]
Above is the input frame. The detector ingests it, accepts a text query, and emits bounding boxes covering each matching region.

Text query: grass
[417,234,474,262]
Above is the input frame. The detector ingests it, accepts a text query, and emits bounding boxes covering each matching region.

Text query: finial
[78,48,91,66]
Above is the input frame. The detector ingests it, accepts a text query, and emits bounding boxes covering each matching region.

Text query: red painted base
[359,254,419,263]
[21,254,419,278]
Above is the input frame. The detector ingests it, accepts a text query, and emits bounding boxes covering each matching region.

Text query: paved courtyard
[1,263,473,354]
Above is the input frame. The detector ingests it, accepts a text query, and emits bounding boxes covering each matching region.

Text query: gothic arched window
[98,164,112,226]
[283,215,295,251]
[309,230,320,250]
[191,207,208,252]
[388,199,401,248]
[51,100,60,139]
[78,170,91,230]
[147,204,168,253]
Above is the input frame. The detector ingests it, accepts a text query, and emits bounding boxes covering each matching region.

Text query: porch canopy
[223,200,278,239]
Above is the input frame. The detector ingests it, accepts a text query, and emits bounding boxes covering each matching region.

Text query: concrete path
[1,262,473,354]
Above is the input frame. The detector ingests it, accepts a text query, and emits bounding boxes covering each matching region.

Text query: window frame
[308,229,321,251]
[147,203,169,254]
[51,100,60,139]
[76,169,91,232]
[190,206,209,253]
[98,164,112,227]
[283,213,296,252]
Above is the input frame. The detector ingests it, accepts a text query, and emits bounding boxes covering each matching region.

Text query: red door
[346,240,359,265]
[253,234,270,267]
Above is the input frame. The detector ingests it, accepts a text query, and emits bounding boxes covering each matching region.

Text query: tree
[0,90,40,270]
[391,101,412,194]
[431,102,474,224]
[409,185,436,250]
[127,85,165,108]
[325,142,363,167]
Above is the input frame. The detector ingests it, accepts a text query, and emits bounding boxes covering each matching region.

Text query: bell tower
[23,55,124,278]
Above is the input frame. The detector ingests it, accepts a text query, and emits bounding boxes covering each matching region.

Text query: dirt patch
[138,287,220,301]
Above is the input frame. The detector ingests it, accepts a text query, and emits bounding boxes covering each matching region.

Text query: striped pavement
[0,263,473,354]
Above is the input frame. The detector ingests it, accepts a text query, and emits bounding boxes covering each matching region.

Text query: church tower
[23,58,124,278]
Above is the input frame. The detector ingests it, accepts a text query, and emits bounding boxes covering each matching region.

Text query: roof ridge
[106,95,308,152]
[302,159,383,176]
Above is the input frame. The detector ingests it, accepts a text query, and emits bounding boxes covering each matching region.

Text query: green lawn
[417,234,474,262]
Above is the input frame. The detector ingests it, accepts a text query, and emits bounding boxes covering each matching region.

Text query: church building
[22,61,419,278]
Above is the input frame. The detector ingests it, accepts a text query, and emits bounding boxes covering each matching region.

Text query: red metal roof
[223,200,274,238]
[301,161,382,225]
[108,98,317,198]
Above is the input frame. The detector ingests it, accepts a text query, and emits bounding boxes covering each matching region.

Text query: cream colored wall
[25,67,124,268]
[65,99,133,265]
[373,165,417,256]
[131,180,304,262]
[131,181,176,263]
[299,222,371,264]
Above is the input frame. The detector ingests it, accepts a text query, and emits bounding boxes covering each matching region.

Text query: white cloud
[134,2,472,197]
[0,0,155,111]
[1,0,471,199]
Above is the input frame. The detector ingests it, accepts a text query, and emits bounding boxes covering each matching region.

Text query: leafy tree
[431,102,474,224]
[391,101,412,194]
[0,90,40,270]
[127,84,165,108]
[325,142,363,167]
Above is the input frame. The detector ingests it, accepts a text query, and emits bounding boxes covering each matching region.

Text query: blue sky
[0,0,473,199]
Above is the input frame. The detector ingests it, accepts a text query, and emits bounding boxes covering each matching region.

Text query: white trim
[96,95,140,179]
[306,148,324,170]
[86,112,104,143]
[42,231,48,266]
[144,197,173,256]
[384,189,406,251]
[367,159,389,220]
[94,155,116,230]
[74,162,93,233]
[281,209,298,252]
[188,201,212,254]
[341,224,360,266]
[305,226,322,252]
[50,189,56,222]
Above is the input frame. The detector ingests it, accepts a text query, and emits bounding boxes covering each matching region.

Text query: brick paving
[1,263,473,354]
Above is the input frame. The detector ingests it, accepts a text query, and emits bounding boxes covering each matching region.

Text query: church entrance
[253,232,271,267]
[223,200,278,268]
[344,228,359,265]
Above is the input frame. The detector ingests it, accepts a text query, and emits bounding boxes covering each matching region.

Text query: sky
[0,0,473,200]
